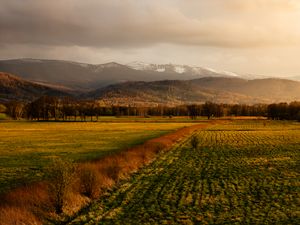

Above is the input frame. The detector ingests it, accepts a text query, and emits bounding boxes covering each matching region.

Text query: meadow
[0,120,197,194]
[69,120,300,224]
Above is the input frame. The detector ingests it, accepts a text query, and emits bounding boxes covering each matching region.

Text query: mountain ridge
[1,72,299,105]
[0,72,70,102]
[0,58,238,90]
[126,61,240,77]
[1,59,300,105]
[86,77,300,106]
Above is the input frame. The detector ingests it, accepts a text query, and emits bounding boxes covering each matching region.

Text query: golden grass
[0,122,213,224]
[68,120,299,224]
[0,206,40,225]
[0,121,196,194]
[0,182,48,225]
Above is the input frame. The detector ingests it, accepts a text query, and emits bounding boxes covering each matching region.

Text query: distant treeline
[3,96,300,121]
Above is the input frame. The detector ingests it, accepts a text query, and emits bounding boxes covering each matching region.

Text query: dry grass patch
[0,122,212,224]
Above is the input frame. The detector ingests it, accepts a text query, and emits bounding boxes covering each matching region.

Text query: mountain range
[86,77,300,106]
[0,72,68,102]
[0,59,238,91]
[0,58,300,105]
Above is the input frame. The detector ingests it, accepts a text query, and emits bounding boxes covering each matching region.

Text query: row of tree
[267,102,300,120]
[3,96,300,121]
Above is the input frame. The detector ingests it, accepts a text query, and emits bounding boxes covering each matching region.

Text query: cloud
[1,0,300,49]
[223,0,300,12]
[1,0,300,77]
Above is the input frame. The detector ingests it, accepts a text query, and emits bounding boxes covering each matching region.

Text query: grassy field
[69,120,300,224]
[0,120,197,194]
[67,116,209,123]
[0,113,6,120]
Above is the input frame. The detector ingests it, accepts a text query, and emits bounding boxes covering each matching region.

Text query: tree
[267,104,278,120]
[48,96,60,121]
[47,158,75,214]
[0,104,6,113]
[297,111,300,122]
[187,104,199,119]
[202,102,215,119]
[289,101,300,120]
[190,135,200,149]
[6,101,24,120]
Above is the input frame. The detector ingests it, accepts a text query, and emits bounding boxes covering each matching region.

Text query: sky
[1,0,300,77]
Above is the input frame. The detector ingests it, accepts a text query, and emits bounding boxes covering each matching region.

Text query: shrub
[79,164,100,199]
[190,135,200,149]
[152,142,166,154]
[46,158,75,214]
[0,206,41,225]
[103,162,121,182]
[138,150,148,165]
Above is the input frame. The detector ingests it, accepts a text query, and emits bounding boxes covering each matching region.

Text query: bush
[190,135,200,149]
[152,142,166,154]
[0,206,41,225]
[79,164,100,199]
[46,158,75,214]
[103,162,121,182]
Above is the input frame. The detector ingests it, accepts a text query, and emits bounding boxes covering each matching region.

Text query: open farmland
[69,120,300,224]
[0,120,197,193]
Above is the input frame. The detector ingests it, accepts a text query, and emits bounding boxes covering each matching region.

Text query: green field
[0,113,6,120]
[71,116,209,123]
[0,121,196,193]
[69,120,300,224]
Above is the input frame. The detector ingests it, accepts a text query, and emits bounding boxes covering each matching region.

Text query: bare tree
[47,158,75,214]
[6,101,24,120]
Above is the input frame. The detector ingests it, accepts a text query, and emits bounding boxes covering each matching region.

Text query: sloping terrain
[192,77,300,102]
[126,61,239,77]
[0,59,232,90]
[1,66,299,105]
[69,121,300,224]
[0,72,69,102]
[87,77,300,106]
[288,75,300,81]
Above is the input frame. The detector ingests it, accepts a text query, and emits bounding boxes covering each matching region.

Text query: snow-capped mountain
[0,59,264,91]
[286,76,300,82]
[1,58,299,104]
[126,61,240,78]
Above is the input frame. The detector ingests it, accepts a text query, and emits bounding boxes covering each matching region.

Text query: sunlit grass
[70,120,300,224]
[0,113,6,120]
[0,121,196,193]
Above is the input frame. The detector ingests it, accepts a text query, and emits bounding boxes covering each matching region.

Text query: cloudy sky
[1,0,300,77]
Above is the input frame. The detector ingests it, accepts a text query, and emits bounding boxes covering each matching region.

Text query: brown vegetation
[190,135,200,149]
[0,123,212,224]
[47,159,76,214]
[0,182,49,225]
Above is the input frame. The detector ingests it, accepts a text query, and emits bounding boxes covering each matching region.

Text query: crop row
[69,121,300,224]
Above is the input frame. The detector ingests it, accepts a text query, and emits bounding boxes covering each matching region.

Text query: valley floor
[68,120,300,224]
[0,120,196,194]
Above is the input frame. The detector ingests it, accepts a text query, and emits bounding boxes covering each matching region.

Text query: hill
[0,59,237,90]
[1,65,299,105]
[0,72,69,102]
[192,77,300,102]
[126,61,239,77]
[87,77,300,106]
[288,75,300,81]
